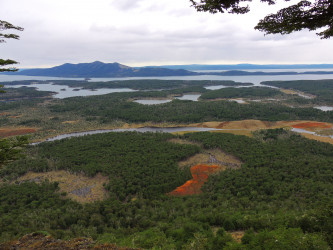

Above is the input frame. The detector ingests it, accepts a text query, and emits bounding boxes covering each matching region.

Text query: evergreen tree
[190,0,333,38]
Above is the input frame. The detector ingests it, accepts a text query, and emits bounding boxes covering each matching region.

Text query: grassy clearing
[229,231,245,243]
[210,129,254,137]
[178,148,242,169]
[298,133,333,145]
[15,171,109,203]
[168,138,202,146]
[279,88,315,98]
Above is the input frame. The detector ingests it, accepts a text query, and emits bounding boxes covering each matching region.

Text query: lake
[1,71,333,98]
[134,94,201,105]
[6,83,135,99]
[134,99,172,105]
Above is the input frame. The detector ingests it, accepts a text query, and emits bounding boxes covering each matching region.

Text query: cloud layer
[0,0,332,68]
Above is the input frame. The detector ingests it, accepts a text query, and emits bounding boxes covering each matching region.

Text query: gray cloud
[111,0,144,11]
[0,0,332,68]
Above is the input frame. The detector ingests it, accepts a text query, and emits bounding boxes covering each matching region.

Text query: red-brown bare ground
[169,164,221,196]
[0,128,37,138]
[291,122,332,130]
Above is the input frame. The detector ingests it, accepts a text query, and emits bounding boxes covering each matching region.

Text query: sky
[1,0,332,68]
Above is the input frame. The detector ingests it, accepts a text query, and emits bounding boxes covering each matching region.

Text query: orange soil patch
[169,164,222,196]
[0,112,9,116]
[0,128,37,138]
[292,122,332,130]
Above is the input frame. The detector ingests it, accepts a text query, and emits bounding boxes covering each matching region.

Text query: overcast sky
[1,0,332,68]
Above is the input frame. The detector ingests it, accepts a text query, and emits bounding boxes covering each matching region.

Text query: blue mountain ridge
[3,61,333,77]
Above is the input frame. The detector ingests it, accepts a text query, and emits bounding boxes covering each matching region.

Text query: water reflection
[175,94,200,101]
[315,106,333,111]
[5,83,135,99]
[134,99,172,105]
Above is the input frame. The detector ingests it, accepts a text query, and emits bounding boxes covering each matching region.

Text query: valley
[0,78,333,249]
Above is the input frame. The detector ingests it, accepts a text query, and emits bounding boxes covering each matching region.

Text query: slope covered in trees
[50,93,333,123]
[262,79,333,105]
[0,130,332,248]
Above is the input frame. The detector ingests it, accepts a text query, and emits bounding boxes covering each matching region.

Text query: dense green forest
[199,87,284,100]
[51,92,333,123]
[0,130,332,249]
[262,80,333,105]
[1,86,53,101]
[2,132,198,200]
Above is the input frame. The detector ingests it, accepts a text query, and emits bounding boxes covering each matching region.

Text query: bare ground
[16,171,109,203]
[0,233,135,250]
[178,148,242,169]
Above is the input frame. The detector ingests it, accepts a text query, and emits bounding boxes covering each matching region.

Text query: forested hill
[144,63,333,70]
[4,61,333,77]
[4,61,198,78]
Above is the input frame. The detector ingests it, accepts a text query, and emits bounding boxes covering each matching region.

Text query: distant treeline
[199,87,283,100]
[50,91,333,123]
[262,79,333,105]
[0,87,53,101]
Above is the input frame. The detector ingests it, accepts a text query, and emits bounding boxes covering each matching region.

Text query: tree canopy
[0,20,24,73]
[0,136,29,168]
[190,0,333,39]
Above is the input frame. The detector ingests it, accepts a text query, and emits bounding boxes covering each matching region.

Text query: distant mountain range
[5,61,197,78]
[3,61,333,78]
[144,63,333,70]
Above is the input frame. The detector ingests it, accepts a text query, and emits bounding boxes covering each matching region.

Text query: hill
[144,63,333,70]
[5,61,197,78]
[3,62,333,78]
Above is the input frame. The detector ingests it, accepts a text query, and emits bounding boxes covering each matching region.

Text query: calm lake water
[134,94,201,105]
[175,94,200,101]
[1,72,333,98]
[134,99,172,105]
[6,83,135,99]
[315,106,333,111]
[291,128,333,139]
